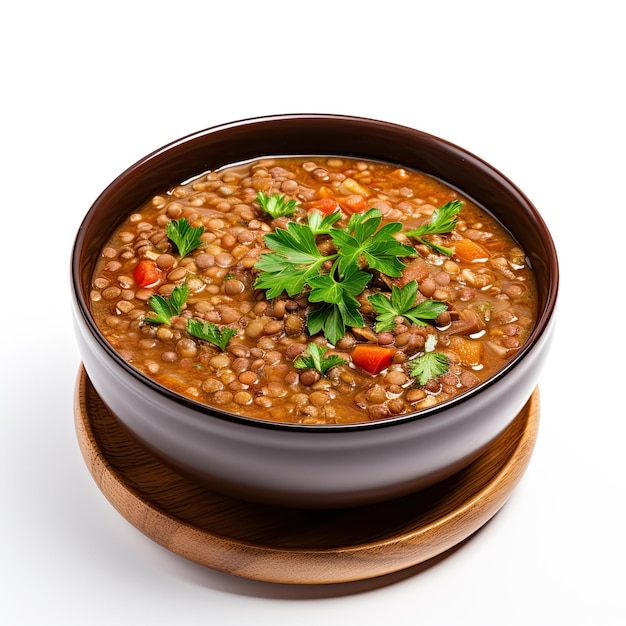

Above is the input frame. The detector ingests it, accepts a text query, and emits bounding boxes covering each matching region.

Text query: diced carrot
[453,238,489,263]
[317,185,335,198]
[133,259,161,287]
[448,336,484,366]
[351,344,396,375]
[337,194,368,215]
[306,198,339,215]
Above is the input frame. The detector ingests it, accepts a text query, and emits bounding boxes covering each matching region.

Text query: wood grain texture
[74,365,539,584]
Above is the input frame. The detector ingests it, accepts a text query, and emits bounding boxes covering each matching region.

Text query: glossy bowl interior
[71,114,559,508]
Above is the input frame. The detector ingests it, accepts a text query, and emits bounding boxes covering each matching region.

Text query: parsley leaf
[166,218,205,258]
[331,208,414,276]
[254,221,334,298]
[409,352,449,385]
[307,209,343,235]
[145,284,190,325]
[256,191,298,219]
[186,319,237,351]
[404,200,462,255]
[294,343,346,376]
[306,263,370,344]
[368,281,448,331]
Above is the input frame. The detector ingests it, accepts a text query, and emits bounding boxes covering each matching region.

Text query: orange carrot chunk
[453,238,490,263]
[351,344,396,375]
[337,194,368,215]
[448,335,484,366]
[306,198,339,215]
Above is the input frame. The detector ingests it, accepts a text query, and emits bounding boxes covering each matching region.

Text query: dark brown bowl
[71,114,558,508]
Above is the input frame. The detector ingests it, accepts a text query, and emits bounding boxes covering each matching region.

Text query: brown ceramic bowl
[71,114,558,508]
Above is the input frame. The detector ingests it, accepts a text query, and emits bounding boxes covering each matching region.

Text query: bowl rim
[71,113,559,433]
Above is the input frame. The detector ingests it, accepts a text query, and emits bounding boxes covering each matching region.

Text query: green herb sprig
[255,208,415,345]
[404,200,462,255]
[409,352,449,385]
[408,333,449,385]
[256,191,298,219]
[254,221,331,298]
[294,343,346,376]
[254,202,460,345]
[186,319,237,351]
[331,209,414,276]
[166,218,205,258]
[145,284,190,325]
[307,209,342,235]
[368,281,448,332]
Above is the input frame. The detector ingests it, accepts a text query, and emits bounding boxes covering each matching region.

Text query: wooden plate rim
[74,366,539,584]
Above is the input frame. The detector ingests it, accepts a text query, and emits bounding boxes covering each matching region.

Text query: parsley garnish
[368,281,448,332]
[145,284,190,325]
[306,263,371,345]
[166,218,205,258]
[404,200,462,255]
[186,319,237,351]
[254,203,460,345]
[254,221,332,298]
[331,209,414,277]
[409,352,449,385]
[294,343,346,376]
[307,209,342,235]
[256,191,298,219]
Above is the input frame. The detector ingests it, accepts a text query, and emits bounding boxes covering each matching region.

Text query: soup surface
[90,157,537,424]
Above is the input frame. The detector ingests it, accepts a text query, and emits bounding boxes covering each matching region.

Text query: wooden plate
[74,365,539,584]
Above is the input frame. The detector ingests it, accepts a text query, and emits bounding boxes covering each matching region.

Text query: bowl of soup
[71,114,558,508]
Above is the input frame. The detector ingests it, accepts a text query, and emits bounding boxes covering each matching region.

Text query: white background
[2,1,624,624]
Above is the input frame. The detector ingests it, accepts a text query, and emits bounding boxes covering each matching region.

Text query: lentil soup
[90,157,537,425]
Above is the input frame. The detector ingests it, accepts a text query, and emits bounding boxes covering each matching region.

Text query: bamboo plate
[74,365,539,584]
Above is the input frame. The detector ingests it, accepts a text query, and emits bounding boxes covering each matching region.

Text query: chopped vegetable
[453,238,490,263]
[294,343,346,376]
[405,200,463,255]
[133,259,161,287]
[256,191,298,219]
[368,281,448,332]
[338,177,371,197]
[145,284,189,325]
[448,335,484,366]
[186,319,237,351]
[351,344,396,375]
[306,198,339,215]
[336,194,368,214]
[166,218,204,258]
[409,352,449,385]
